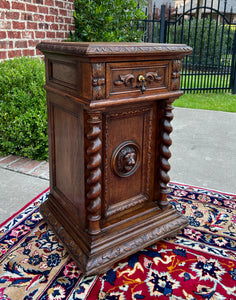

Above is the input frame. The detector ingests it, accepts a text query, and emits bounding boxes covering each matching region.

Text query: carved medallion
[111,141,140,177]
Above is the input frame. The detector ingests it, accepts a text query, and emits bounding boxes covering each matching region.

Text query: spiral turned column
[159,99,175,209]
[86,112,102,235]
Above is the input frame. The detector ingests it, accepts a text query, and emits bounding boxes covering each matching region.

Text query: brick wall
[0,0,75,60]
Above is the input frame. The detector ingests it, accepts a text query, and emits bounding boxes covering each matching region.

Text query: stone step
[0,155,49,180]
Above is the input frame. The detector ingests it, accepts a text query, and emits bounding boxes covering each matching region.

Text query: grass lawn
[174,93,236,112]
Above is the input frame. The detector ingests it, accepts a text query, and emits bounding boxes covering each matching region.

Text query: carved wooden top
[37,42,192,59]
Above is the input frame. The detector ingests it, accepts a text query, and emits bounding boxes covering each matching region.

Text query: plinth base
[40,194,188,275]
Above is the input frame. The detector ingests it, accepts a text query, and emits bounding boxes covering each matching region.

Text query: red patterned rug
[0,183,235,300]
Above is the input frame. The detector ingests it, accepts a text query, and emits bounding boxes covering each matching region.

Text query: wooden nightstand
[37,42,192,275]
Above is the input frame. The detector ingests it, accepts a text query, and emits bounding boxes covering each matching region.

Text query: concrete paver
[170,107,236,194]
[0,168,49,225]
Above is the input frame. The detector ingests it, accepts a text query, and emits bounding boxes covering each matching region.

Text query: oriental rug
[0,183,235,300]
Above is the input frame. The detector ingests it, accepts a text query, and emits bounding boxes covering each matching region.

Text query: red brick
[27,22,38,30]
[39,23,48,29]
[0,20,11,29]
[13,21,25,30]
[36,48,43,56]
[0,11,5,19]
[30,161,49,176]
[12,1,25,10]
[38,6,48,14]
[50,23,58,30]
[0,31,6,39]
[64,32,70,39]
[68,24,75,31]
[0,155,21,167]
[22,31,34,39]
[55,0,63,8]
[56,31,64,38]
[63,17,72,24]
[26,4,37,12]
[22,49,36,56]
[45,15,54,22]
[18,160,43,173]
[67,10,73,18]
[15,40,28,48]
[35,0,43,4]
[0,51,7,60]
[7,157,30,171]
[50,7,58,15]
[8,49,22,58]
[21,12,33,21]
[8,31,21,39]
[35,31,45,38]
[59,9,67,16]
[6,11,20,20]
[59,24,67,31]
[0,0,10,9]
[55,16,63,23]
[0,41,13,49]
[46,31,55,38]
[34,14,44,22]
[28,40,38,47]
[45,0,53,6]
[64,2,73,10]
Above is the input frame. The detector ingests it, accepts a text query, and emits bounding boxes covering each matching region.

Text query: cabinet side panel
[52,103,85,226]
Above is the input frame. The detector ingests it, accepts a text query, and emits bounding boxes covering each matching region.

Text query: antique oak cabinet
[37,42,192,275]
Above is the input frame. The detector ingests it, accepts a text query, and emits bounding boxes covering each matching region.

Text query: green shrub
[0,56,48,161]
[69,0,146,42]
[168,18,235,67]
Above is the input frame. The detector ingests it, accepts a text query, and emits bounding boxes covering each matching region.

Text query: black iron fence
[139,0,236,94]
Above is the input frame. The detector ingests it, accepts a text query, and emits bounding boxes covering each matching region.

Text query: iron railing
[139,0,236,94]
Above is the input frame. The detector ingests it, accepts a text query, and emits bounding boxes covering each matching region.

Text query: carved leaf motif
[114,74,135,87]
[92,78,105,87]
[145,72,162,82]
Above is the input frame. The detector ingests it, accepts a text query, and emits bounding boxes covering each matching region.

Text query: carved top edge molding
[37,42,193,57]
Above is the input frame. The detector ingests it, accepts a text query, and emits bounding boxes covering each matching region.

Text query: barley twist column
[86,112,102,235]
[159,98,175,209]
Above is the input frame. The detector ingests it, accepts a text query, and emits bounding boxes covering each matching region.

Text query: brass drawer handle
[137,74,146,94]
[114,71,163,94]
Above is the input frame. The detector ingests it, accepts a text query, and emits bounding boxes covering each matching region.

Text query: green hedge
[69,0,146,42]
[0,56,48,161]
[168,18,235,67]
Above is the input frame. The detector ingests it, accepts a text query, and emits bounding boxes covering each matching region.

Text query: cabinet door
[102,104,156,222]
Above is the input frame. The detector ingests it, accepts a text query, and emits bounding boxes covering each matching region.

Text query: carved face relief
[119,147,137,172]
[111,141,140,177]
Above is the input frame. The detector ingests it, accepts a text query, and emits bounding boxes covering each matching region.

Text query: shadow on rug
[0,183,235,300]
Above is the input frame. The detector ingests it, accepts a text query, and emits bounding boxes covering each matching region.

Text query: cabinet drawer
[106,61,170,99]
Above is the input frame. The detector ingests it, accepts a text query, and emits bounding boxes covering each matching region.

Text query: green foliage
[169,18,235,67]
[0,56,48,161]
[70,0,146,42]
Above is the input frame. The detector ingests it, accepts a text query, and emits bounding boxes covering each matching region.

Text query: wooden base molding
[40,195,188,275]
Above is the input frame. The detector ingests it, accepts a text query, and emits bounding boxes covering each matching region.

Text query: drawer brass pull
[137,74,146,94]
[114,71,163,94]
